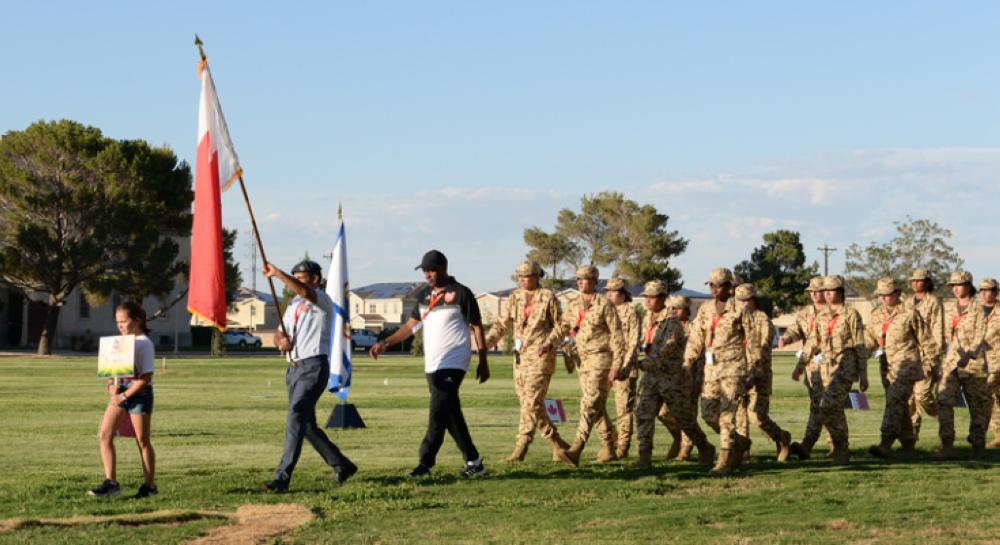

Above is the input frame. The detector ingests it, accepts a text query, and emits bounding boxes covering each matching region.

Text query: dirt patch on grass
[184,503,315,545]
[1,503,314,545]
[822,518,853,531]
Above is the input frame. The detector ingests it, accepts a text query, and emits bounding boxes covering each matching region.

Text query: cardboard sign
[97,335,136,378]
[544,399,567,423]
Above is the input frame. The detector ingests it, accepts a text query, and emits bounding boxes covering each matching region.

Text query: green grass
[1,353,999,544]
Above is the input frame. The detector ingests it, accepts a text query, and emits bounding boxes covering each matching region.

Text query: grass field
[1,352,999,545]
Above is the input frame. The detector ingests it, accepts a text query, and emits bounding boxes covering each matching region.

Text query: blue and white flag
[326,207,352,400]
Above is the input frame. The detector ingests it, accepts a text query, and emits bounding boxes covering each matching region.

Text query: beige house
[348,282,423,333]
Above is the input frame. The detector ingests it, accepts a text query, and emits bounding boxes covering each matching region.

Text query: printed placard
[544,399,567,423]
[97,335,136,378]
[843,390,871,410]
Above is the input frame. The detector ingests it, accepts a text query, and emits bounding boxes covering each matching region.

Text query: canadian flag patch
[544,399,567,423]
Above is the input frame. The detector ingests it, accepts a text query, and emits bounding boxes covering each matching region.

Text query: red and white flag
[544,399,567,423]
[188,59,241,330]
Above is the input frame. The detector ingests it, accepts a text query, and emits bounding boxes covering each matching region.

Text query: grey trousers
[274,355,348,484]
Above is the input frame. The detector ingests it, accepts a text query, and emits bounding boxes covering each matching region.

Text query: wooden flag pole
[195,35,290,346]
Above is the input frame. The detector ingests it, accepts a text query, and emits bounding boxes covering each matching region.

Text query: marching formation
[488,261,1000,477]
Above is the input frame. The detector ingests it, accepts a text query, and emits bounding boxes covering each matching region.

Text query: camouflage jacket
[562,292,626,372]
[485,287,563,373]
[645,311,687,373]
[615,302,641,377]
[975,306,1000,377]
[683,298,755,378]
[742,306,773,375]
[944,298,986,375]
[903,292,945,365]
[781,304,824,375]
[863,303,936,381]
[816,304,867,380]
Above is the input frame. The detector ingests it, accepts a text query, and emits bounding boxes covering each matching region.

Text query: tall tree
[0,120,193,354]
[844,217,963,297]
[522,227,579,281]
[734,230,819,316]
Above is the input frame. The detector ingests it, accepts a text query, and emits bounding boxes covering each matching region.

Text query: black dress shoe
[335,460,358,484]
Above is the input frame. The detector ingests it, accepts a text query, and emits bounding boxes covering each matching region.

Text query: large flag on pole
[326,207,352,400]
[188,58,242,330]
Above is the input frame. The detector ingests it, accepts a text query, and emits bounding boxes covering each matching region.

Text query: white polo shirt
[410,278,481,373]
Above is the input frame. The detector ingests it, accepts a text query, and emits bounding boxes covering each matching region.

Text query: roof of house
[233,287,276,304]
[354,313,387,323]
[351,282,425,299]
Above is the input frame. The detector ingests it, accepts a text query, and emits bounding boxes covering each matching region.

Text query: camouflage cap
[910,268,932,281]
[822,275,844,290]
[979,278,998,291]
[604,277,627,292]
[705,267,735,286]
[575,265,599,280]
[734,283,756,301]
[515,260,543,277]
[668,295,690,309]
[947,271,973,286]
[806,276,824,292]
[641,280,669,297]
[873,277,900,296]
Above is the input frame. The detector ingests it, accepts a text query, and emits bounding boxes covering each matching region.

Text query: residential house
[348,282,424,333]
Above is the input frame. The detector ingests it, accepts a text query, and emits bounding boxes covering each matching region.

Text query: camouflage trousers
[739,367,786,444]
[635,369,707,452]
[803,367,852,447]
[512,364,557,443]
[936,369,991,447]
[990,383,1000,438]
[801,363,836,448]
[574,368,614,444]
[700,365,722,434]
[598,376,636,452]
[881,372,918,443]
[714,375,750,451]
[908,370,938,438]
[671,360,705,452]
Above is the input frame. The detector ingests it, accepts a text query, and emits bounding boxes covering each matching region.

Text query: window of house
[79,292,90,319]
[369,304,376,313]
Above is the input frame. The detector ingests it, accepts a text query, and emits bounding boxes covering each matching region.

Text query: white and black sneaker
[461,459,487,478]
[88,479,120,497]
[407,464,432,479]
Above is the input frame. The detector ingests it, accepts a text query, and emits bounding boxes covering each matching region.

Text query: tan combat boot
[631,447,653,469]
[696,441,716,467]
[506,439,530,462]
[560,439,585,468]
[731,436,751,470]
[664,429,682,460]
[831,442,850,466]
[709,449,731,477]
[596,441,618,463]
[868,436,894,459]
[615,440,631,460]
[547,433,570,462]
[675,438,694,462]
[776,430,792,462]
[934,439,955,460]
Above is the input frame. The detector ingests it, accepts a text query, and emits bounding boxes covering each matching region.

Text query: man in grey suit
[262,259,357,492]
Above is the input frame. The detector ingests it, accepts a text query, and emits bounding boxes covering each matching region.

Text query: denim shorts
[117,384,154,415]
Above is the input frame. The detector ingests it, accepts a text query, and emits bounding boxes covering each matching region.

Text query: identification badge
[873,348,884,359]
[705,351,715,366]
[514,338,523,352]
[795,348,805,365]
[815,352,826,364]
[641,343,649,354]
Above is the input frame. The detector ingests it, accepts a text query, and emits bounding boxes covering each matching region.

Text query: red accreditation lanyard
[571,301,592,338]
[707,314,723,348]
[519,294,537,333]
[422,291,446,320]
[808,316,816,333]
[950,302,970,341]
[644,317,660,354]
[825,313,841,349]
[880,309,896,347]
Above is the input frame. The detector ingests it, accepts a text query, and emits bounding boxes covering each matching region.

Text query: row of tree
[0,120,241,354]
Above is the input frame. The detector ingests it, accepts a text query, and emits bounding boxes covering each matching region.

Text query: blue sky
[4,2,1000,294]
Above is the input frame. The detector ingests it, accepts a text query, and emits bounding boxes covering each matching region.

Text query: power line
[817,244,837,276]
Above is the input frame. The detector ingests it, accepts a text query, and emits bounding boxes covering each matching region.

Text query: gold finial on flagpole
[194,34,207,61]
[338,203,343,221]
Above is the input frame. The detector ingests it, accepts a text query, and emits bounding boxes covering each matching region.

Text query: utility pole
[817,244,837,276]
[246,228,258,292]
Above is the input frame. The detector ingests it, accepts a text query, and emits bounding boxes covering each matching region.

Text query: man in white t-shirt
[370,250,490,479]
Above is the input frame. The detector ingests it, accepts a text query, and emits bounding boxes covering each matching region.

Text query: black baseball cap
[416,250,448,271]
[292,260,322,277]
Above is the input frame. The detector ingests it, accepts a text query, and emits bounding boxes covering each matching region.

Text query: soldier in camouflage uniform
[735,284,792,461]
[905,268,944,442]
[976,279,1000,448]
[780,277,835,454]
[936,271,991,459]
[683,268,755,476]
[602,277,640,458]
[485,261,569,462]
[790,275,867,465]
[864,278,938,458]
[668,295,703,461]
[632,281,716,468]
[558,265,627,467]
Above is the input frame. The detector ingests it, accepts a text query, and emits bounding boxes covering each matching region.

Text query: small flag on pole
[326,206,352,400]
[188,54,241,330]
[544,399,567,423]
